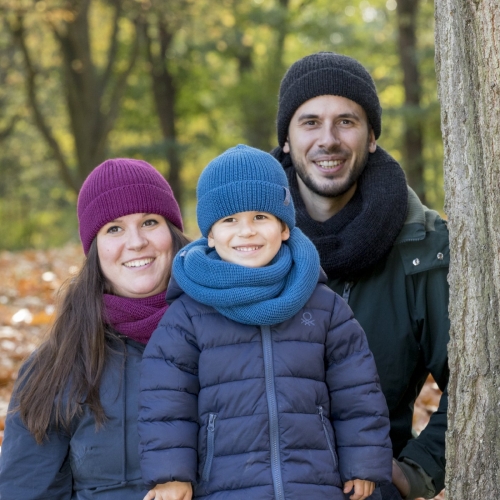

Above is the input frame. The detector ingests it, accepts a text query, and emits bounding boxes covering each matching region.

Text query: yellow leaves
[0,244,84,445]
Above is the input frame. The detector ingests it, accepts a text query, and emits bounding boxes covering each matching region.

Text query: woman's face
[96,213,173,298]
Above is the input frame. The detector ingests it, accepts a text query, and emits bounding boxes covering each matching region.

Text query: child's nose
[239,222,256,237]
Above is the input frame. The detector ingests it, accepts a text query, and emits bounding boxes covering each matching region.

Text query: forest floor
[0,244,444,499]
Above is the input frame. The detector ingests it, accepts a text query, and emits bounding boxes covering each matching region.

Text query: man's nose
[318,125,341,150]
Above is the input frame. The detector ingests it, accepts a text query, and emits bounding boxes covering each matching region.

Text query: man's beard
[289,143,370,198]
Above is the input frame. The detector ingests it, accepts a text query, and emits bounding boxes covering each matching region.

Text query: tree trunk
[396,0,426,205]
[11,0,139,192]
[142,18,183,208]
[434,0,500,498]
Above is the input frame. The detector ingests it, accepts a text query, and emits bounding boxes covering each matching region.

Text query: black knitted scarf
[271,146,408,281]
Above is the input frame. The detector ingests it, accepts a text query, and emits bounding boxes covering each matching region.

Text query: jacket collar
[395,187,442,244]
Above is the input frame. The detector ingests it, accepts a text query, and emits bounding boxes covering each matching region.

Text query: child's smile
[208,211,290,268]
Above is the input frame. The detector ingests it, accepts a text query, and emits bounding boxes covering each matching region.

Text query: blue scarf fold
[172,227,320,325]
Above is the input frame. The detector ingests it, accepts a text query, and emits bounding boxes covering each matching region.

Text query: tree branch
[100,0,122,93]
[95,15,141,159]
[10,14,78,192]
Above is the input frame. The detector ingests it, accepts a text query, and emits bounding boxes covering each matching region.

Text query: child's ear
[207,231,215,248]
[281,223,290,241]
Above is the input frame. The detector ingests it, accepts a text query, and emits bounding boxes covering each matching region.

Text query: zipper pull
[342,281,353,303]
[208,413,217,431]
[318,405,325,422]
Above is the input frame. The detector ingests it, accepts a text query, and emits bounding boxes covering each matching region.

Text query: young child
[138,145,392,500]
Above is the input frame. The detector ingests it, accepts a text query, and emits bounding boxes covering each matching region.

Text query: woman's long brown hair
[13,221,190,444]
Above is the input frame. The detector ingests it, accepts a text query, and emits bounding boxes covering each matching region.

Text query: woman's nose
[126,228,148,250]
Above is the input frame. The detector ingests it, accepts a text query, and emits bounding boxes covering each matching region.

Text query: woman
[0,158,190,499]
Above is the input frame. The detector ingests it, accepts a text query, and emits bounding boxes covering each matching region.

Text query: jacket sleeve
[325,292,393,484]
[0,387,72,499]
[398,263,449,493]
[138,298,200,488]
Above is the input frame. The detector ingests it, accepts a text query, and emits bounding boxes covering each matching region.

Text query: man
[271,52,449,500]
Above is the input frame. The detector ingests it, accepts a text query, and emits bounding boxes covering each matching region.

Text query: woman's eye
[143,219,159,227]
[106,225,121,234]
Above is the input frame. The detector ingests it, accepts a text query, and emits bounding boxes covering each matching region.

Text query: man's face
[283,95,376,199]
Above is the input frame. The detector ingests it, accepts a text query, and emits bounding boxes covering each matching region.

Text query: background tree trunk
[434,0,500,497]
[396,0,425,205]
[10,0,139,192]
[142,17,183,208]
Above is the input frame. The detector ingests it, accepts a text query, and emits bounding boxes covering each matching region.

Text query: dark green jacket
[327,189,449,494]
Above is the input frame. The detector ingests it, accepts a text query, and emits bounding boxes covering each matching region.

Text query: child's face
[208,211,290,268]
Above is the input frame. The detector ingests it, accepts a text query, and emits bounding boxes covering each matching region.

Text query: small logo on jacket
[301,312,314,326]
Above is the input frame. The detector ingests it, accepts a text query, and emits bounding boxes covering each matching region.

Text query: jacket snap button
[437,252,444,260]
[413,258,420,266]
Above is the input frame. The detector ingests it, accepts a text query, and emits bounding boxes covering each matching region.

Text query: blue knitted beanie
[197,144,295,237]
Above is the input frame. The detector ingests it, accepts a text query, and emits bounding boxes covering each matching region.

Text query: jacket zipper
[202,413,217,481]
[261,325,285,500]
[342,281,353,303]
[318,406,337,467]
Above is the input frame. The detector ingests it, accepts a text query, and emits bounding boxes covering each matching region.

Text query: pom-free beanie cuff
[277,52,382,147]
[197,180,293,237]
[77,158,183,255]
[196,145,295,237]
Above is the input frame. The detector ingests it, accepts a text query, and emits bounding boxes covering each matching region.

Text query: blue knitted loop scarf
[172,227,320,325]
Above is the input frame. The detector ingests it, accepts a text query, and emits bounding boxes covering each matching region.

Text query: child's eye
[222,217,236,223]
[254,214,267,220]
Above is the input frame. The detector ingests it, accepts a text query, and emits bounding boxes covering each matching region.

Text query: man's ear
[283,138,290,154]
[207,231,215,248]
[368,128,377,153]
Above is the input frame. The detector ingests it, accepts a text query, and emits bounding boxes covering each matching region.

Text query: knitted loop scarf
[172,228,320,325]
[102,291,168,345]
[271,146,408,281]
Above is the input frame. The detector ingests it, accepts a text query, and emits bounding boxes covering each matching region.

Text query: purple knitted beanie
[77,158,183,255]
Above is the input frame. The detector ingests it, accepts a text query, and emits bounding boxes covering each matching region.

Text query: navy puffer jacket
[0,337,148,499]
[139,273,392,499]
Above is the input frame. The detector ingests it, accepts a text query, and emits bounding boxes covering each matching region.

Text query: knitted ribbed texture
[277,52,382,146]
[102,291,168,345]
[196,145,295,237]
[77,158,183,255]
[172,228,320,325]
[271,146,408,280]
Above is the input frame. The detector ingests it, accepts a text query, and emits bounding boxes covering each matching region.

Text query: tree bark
[434,0,500,497]
[396,0,425,204]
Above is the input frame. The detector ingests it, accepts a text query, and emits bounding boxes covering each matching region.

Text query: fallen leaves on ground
[0,245,444,498]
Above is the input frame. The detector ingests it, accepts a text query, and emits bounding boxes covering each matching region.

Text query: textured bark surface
[434,0,500,497]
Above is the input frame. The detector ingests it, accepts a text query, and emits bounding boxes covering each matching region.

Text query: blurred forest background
[0,3,446,497]
[0,0,443,248]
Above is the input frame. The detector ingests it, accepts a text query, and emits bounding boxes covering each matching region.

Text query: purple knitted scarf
[102,292,168,345]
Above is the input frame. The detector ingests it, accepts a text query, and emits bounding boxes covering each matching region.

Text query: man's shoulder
[394,202,449,276]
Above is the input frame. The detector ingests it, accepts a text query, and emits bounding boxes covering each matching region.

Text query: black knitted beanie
[277,52,382,147]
